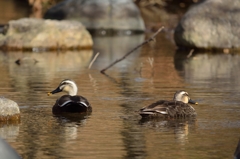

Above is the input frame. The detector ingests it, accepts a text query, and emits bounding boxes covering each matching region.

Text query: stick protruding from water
[100,26,164,74]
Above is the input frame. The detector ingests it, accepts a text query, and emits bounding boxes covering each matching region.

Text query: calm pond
[0,32,240,159]
[1,1,240,158]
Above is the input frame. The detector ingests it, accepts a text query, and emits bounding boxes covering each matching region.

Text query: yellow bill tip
[47,92,52,96]
[195,102,198,105]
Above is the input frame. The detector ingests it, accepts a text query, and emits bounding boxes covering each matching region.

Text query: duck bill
[47,87,62,96]
[188,99,198,105]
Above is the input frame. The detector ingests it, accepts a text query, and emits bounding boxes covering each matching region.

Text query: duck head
[48,79,78,96]
[173,90,198,104]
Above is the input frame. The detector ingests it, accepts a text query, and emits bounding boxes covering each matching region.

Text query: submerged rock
[174,0,240,49]
[44,0,145,33]
[0,97,20,121]
[0,18,93,50]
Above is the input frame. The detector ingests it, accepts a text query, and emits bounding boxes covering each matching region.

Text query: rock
[174,0,240,49]
[44,0,145,33]
[0,97,20,121]
[0,138,21,159]
[234,139,240,159]
[0,18,93,50]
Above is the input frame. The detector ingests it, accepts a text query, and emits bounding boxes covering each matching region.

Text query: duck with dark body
[47,79,92,114]
[139,90,198,118]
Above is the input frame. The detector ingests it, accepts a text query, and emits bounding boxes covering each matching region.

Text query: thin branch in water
[187,49,194,58]
[147,57,154,77]
[100,26,164,74]
[88,52,100,69]
[147,57,154,68]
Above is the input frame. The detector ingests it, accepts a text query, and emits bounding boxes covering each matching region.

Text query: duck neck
[69,85,78,96]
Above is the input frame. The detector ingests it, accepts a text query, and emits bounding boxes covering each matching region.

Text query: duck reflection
[54,112,91,140]
[54,112,91,123]
[0,50,93,106]
[139,117,196,145]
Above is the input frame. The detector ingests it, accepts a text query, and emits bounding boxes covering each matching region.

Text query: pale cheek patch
[63,85,70,92]
[182,96,189,103]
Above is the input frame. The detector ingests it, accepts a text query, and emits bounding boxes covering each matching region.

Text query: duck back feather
[139,100,196,118]
[52,95,92,114]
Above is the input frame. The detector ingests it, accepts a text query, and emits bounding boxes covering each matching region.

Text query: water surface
[0,33,240,159]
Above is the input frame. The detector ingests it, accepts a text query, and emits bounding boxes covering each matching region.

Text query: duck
[139,90,198,118]
[47,79,92,114]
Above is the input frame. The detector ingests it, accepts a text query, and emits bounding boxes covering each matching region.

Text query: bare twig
[88,52,100,69]
[147,57,154,76]
[100,26,164,74]
[147,57,154,67]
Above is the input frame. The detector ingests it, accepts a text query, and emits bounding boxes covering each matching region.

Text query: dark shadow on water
[53,112,91,124]
[174,49,197,72]
[89,29,144,36]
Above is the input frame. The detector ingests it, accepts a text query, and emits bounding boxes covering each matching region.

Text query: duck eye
[60,82,67,88]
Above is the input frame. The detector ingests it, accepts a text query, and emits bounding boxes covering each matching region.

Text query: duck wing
[53,95,92,113]
[139,100,196,118]
[57,95,90,107]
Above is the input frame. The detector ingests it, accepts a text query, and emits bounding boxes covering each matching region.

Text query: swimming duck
[47,79,92,114]
[139,90,198,118]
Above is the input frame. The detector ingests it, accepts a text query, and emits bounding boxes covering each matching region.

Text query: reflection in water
[0,50,93,79]
[16,108,91,159]
[121,104,147,159]
[91,34,145,70]
[139,118,196,145]
[174,51,240,85]
[0,32,239,158]
[4,50,93,76]
[0,50,93,103]
[0,121,20,141]
[54,113,91,140]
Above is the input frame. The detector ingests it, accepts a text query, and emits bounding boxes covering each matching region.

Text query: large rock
[0,97,20,121]
[0,18,93,50]
[174,0,240,49]
[44,0,145,32]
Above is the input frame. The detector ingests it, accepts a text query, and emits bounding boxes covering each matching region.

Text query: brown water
[0,33,240,159]
[1,1,240,158]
